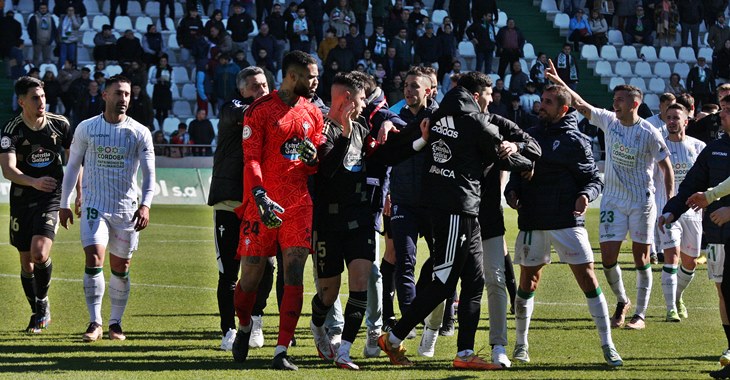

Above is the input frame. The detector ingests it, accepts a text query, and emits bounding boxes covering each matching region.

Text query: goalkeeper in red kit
[231,51,324,370]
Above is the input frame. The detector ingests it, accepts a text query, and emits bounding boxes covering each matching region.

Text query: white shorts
[514,227,594,267]
[80,207,139,259]
[707,244,726,283]
[599,197,656,244]
[658,216,703,257]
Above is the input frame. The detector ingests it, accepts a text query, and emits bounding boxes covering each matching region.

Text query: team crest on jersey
[0,136,10,149]
[552,140,560,151]
[303,121,310,132]
[280,136,303,160]
[242,125,252,140]
[431,139,452,163]
[26,147,54,168]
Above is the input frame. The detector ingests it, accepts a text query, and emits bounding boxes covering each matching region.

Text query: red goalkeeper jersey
[240,90,324,219]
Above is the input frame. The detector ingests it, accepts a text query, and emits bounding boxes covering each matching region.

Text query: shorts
[599,197,656,244]
[80,207,139,259]
[237,205,313,258]
[514,227,594,266]
[9,204,59,251]
[707,244,726,283]
[658,216,702,257]
[313,227,375,278]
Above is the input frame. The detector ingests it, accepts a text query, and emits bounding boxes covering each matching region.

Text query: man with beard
[230,51,324,370]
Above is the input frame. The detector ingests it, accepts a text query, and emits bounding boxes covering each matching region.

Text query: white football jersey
[664,135,706,220]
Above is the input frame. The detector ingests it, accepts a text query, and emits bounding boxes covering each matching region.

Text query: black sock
[724,325,730,350]
[380,259,396,321]
[342,291,367,343]
[33,258,52,300]
[21,270,36,313]
[504,254,516,307]
[311,294,331,327]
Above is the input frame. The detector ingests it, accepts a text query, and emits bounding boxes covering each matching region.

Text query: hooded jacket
[422,86,534,216]
[505,109,603,230]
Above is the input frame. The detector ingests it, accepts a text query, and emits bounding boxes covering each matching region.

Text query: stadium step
[498,0,613,108]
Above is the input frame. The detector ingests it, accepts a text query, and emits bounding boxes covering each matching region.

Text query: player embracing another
[231,51,323,371]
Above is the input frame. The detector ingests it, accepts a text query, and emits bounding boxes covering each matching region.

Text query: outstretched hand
[544,59,565,87]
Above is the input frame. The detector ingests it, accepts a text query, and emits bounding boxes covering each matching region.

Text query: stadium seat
[82,31,96,47]
[678,46,697,64]
[135,16,154,33]
[608,77,625,90]
[600,45,619,61]
[497,11,508,28]
[77,47,91,62]
[673,62,690,78]
[276,69,283,85]
[210,118,219,136]
[594,60,613,77]
[541,0,560,21]
[157,17,176,32]
[13,11,25,28]
[614,61,633,77]
[171,84,182,100]
[146,83,154,98]
[523,43,537,60]
[106,64,123,76]
[634,61,653,78]
[581,44,599,68]
[17,0,33,12]
[488,73,501,83]
[649,78,666,93]
[644,93,660,111]
[172,67,190,84]
[629,77,647,93]
[162,117,181,136]
[113,16,133,32]
[39,64,58,77]
[86,0,100,14]
[458,41,476,70]
[658,46,678,62]
[654,62,672,78]
[145,1,161,17]
[639,46,658,62]
[249,20,259,38]
[503,74,511,89]
[607,29,623,46]
[698,47,713,63]
[92,15,111,30]
[168,33,180,49]
[175,2,184,17]
[181,83,197,100]
[553,13,570,36]
[127,1,143,16]
[79,16,90,31]
[21,29,31,45]
[173,101,193,118]
[432,9,448,25]
[620,46,639,61]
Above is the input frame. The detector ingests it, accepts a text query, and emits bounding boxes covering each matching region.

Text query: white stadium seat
[608,77,625,90]
[659,46,678,63]
[634,61,653,78]
[432,9,448,25]
[654,62,672,78]
[92,15,110,30]
[581,44,599,62]
[135,16,154,33]
[644,93,660,111]
[113,16,133,32]
[145,1,161,17]
[678,46,697,64]
[614,61,633,77]
[600,45,619,61]
[553,13,570,36]
[106,64,123,76]
[649,78,666,93]
[640,46,658,62]
[173,101,193,118]
[127,1,143,16]
[171,84,182,100]
[172,66,190,84]
[629,77,647,93]
[594,61,613,77]
[82,31,96,47]
[181,83,197,100]
[620,45,639,61]
[162,117,181,136]
[698,47,713,63]
[673,62,690,78]
[523,43,537,60]
[39,64,58,77]
[607,30,623,45]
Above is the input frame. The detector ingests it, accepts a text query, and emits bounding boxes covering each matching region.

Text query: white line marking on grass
[149,223,213,230]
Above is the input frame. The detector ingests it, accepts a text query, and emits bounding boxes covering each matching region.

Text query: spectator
[561,0,583,16]
[329,0,355,37]
[254,53,277,91]
[507,96,530,126]
[68,66,91,125]
[702,0,727,37]
[232,49,251,70]
[288,6,313,53]
[520,82,541,113]
[255,48,276,75]
[436,23,458,80]
[227,2,254,55]
[388,0,404,24]
[391,28,413,70]
[8,39,26,81]
[188,108,216,156]
[473,0,498,24]
[209,25,234,55]
[466,12,498,74]
[57,5,81,67]
[450,0,470,41]
[588,9,608,48]
[57,59,80,117]
[346,23,366,60]
[677,0,702,53]
[28,3,57,66]
[214,53,240,107]
[387,9,410,39]
[0,11,22,59]
[709,15,730,50]
[170,123,192,158]
[299,0,325,45]
[714,39,730,80]
[239,0,256,16]
[654,0,679,47]
[525,99,540,126]
[159,0,176,30]
[385,75,404,104]
[149,55,174,127]
[28,67,41,79]
[251,23,277,70]
[93,24,116,62]
[318,27,339,62]
[127,82,154,130]
[415,24,439,67]
[408,1,427,38]
[375,63,386,84]
[441,60,462,94]
[371,0,389,30]
[142,24,166,67]
[205,10,226,38]
[53,0,86,18]
[508,61,530,96]
[556,43,579,90]
[530,52,548,93]
[266,3,288,69]
[326,37,356,72]
[77,80,104,121]
[623,5,655,45]
[494,78,512,103]
[568,9,592,52]
[357,49,377,76]
[116,29,144,65]
[496,18,526,78]
[153,130,171,156]
[177,6,204,63]
[413,15,429,39]
[93,71,106,90]
[382,46,400,80]
[665,72,688,96]
[122,60,147,88]
[93,60,112,79]
[42,70,62,113]
[615,0,639,30]
[367,24,389,62]
[686,56,717,109]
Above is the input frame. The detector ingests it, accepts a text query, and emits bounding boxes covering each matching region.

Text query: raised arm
[544,58,596,120]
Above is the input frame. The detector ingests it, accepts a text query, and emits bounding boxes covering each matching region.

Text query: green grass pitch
[0,204,725,379]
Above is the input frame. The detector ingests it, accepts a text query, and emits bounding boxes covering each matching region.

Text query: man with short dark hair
[1,77,72,334]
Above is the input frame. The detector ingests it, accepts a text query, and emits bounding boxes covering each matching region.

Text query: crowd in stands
[1,0,730,158]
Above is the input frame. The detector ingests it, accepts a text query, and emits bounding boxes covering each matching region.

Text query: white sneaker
[492,345,512,368]
[220,328,236,351]
[363,328,381,357]
[311,320,336,362]
[249,315,264,348]
[720,349,730,366]
[334,351,360,370]
[330,333,342,352]
[417,327,439,357]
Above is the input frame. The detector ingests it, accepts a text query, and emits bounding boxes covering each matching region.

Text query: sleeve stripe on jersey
[2,115,23,135]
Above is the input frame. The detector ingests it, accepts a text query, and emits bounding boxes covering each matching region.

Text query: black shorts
[9,204,59,251]
[313,227,375,279]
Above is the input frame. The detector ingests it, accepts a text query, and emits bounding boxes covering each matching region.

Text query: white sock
[457,349,474,357]
[603,264,629,304]
[515,291,534,346]
[84,270,105,324]
[338,340,352,357]
[661,265,678,311]
[635,265,653,318]
[586,290,612,347]
[274,345,287,357]
[109,272,130,325]
[677,265,695,300]
[425,301,445,330]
